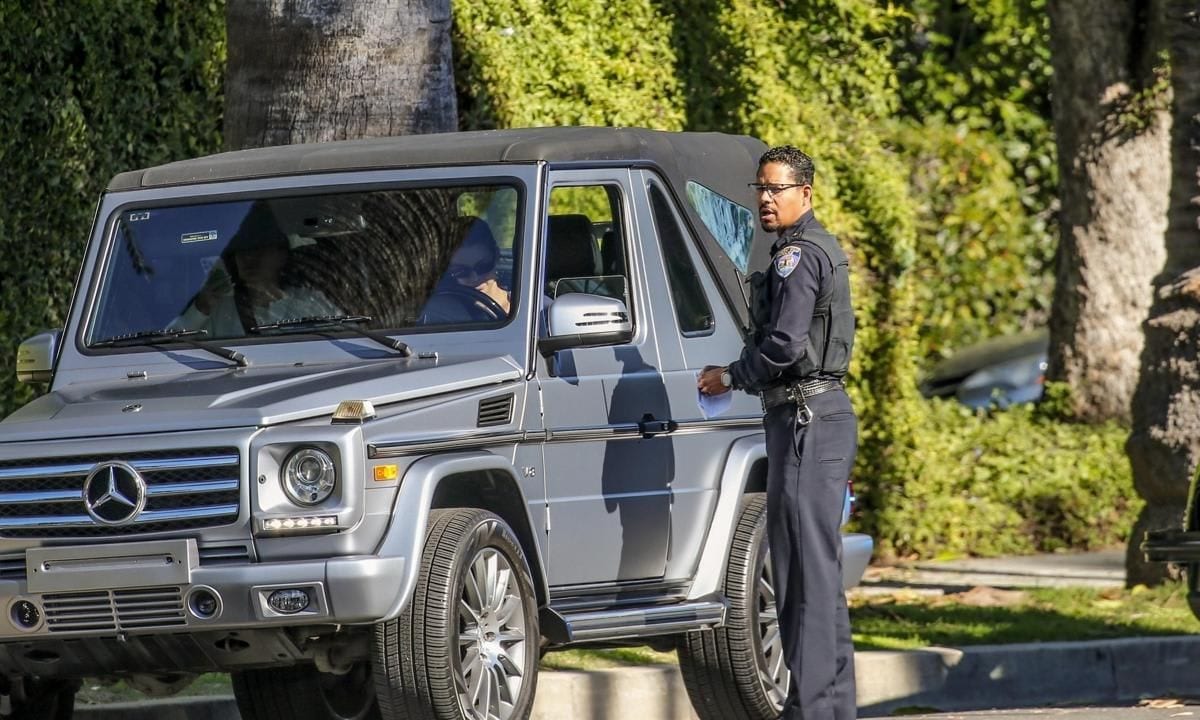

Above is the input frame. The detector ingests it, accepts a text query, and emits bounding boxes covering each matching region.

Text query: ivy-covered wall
[0,1,224,413]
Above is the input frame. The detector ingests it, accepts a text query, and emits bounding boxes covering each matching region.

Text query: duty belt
[760,378,845,418]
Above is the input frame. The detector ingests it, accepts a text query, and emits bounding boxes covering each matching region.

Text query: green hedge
[0,2,224,412]
[872,395,1139,559]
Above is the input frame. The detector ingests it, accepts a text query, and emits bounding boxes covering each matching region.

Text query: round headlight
[282,448,337,506]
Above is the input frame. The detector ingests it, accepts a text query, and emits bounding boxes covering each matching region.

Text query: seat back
[546,214,601,288]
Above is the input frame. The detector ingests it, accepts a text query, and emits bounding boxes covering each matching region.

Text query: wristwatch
[720,369,733,389]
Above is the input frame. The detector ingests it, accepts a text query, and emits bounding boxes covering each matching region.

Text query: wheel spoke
[491,567,513,614]
[761,624,780,653]
[495,593,521,627]
[482,552,500,610]
[466,563,486,615]
[461,597,482,626]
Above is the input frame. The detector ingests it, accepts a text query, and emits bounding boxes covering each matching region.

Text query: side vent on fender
[477,394,515,428]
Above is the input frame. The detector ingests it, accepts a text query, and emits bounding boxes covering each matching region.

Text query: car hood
[0,354,522,443]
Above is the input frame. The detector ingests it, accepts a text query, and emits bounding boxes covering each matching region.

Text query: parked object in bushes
[920,328,1049,409]
[2,127,872,720]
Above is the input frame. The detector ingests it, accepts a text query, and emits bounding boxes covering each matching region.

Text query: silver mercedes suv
[2,127,872,720]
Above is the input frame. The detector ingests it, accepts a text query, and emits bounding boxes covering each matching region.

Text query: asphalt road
[903,704,1200,720]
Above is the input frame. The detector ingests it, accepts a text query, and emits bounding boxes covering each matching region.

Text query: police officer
[698,146,858,720]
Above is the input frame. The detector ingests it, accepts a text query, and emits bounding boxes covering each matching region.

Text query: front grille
[43,586,185,633]
[0,555,24,581]
[0,448,240,538]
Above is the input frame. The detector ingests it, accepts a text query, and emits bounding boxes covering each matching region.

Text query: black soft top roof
[107,126,772,334]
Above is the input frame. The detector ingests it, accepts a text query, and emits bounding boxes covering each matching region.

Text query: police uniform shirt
[728,210,834,392]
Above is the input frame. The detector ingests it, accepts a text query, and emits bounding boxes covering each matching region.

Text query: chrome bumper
[0,538,406,641]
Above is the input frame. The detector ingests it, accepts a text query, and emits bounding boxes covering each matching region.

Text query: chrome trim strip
[0,504,238,529]
[672,416,763,435]
[0,454,239,481]
[0,479,238,506]
[146,479,240,497]
[0,489,81,504]
[369,416,764,457]
[134,455,240,471]
[369,431,527,458]
[546,425,641,442]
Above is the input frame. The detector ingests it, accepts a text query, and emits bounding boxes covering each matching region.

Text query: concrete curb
[73,635,1200,719]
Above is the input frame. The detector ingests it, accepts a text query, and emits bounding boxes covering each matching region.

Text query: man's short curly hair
[758,146,814,186]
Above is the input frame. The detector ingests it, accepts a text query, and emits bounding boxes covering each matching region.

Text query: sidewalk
[76,550,1200,720]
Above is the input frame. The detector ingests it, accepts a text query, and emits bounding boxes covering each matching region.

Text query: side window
[685,180,755,274]
[649,184,714,335]
[544,185,629,303]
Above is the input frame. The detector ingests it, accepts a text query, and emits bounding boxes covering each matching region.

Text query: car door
[536,169,673,587]
[632,172,768,581]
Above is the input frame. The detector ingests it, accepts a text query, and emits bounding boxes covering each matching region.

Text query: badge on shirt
[774,247,801,278]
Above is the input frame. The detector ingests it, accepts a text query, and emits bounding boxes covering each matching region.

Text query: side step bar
[544,598,727,644]
[1143,528,1200,563]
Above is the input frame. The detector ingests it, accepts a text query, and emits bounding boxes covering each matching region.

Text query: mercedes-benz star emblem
[82,462,147,526]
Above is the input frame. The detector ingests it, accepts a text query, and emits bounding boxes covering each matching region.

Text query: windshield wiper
[249,315,413,358]
[91,329,248,367]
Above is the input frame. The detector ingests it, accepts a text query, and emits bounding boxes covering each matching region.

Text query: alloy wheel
[455,547,529,720]
[756,546,789,708]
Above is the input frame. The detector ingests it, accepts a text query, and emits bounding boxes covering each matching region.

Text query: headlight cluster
[282,447,337,506]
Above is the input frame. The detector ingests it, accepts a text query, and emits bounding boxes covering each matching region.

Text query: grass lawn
[75,584,1200,703]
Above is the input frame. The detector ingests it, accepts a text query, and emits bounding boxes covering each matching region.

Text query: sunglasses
[448,259,495,279]
[748,183,805,198]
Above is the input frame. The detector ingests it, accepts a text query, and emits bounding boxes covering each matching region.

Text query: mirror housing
[17,330,61,384]
[538,293,633,356]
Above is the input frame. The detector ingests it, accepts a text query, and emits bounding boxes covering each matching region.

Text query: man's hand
[698,365,731,396]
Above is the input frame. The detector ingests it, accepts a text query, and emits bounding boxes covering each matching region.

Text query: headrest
[547,214,599,280]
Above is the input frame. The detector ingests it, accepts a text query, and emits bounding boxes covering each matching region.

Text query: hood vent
[477,394,514,428]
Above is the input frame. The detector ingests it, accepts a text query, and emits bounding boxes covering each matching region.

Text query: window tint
[685,180,754,274]
[544,185,629,303]
[650,184,714,335]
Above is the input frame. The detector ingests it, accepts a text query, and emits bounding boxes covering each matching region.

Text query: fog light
[11,600,39,629]
[189,588,220,619]
[267,589,311,615]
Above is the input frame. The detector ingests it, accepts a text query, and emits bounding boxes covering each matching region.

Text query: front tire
[374,508,539,720]
[678,493,784,720]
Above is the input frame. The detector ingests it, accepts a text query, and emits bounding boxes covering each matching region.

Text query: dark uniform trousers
[764,386,858,720]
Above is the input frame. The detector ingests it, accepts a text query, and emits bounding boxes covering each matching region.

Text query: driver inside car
[419,217,512,324]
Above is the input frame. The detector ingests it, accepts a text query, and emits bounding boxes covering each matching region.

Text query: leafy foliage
[0,1,224,411]
[0,0,1131,561]
[887,0,1058,363]
[872,397,1139,559]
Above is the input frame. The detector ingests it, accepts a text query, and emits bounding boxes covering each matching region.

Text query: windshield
[87,183,521,346]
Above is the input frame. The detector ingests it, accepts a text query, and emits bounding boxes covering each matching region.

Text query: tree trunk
[224,0,456,150]
[1046,0,1170,425]
[1127,1,1200,586]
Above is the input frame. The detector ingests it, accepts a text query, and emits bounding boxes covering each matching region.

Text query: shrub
[870,398,1140,560]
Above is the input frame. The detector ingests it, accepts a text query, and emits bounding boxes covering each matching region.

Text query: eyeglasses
[748,183,805,198]
[448,259,494,279]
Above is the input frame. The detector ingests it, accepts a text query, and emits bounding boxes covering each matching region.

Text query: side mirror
[17,330,61,384]
[538,293,633,356]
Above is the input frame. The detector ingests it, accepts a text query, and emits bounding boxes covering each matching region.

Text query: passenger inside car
[170,203,342,337]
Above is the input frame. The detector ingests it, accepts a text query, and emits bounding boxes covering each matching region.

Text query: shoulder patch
[774,246,802,278]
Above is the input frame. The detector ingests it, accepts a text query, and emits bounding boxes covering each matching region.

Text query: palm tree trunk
[1127,1,1200,585]
[224,0,457,150]
[1046,0,1170,425]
